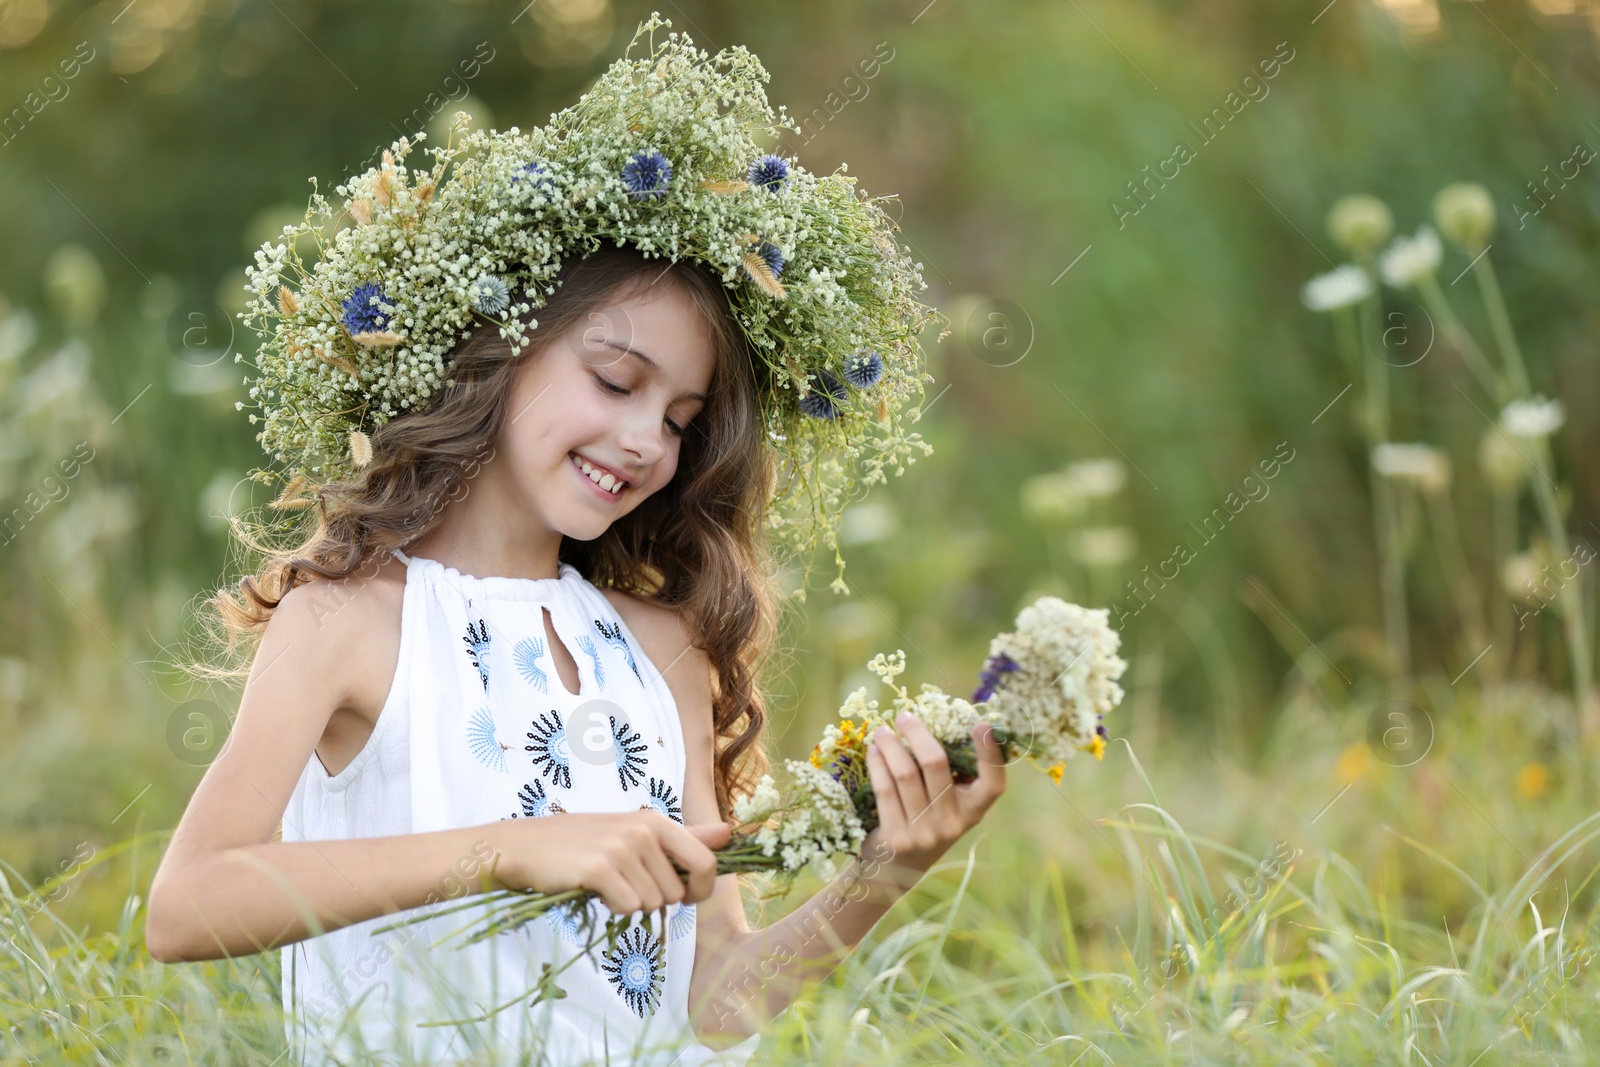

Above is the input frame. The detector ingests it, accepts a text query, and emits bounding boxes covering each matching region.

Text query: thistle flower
[1326,195,1393,258]
[341,282,392,334]
[798,370,847,419]
[469,274,511,316]
[747,153,790,193]
[1501,395,1565,438]
[1433,182,1495,251]
[621,149,672,199]
[751,239,785,278]
[1377,226,1442,288]
[1300,265,1372,312]
[843,350,884,388]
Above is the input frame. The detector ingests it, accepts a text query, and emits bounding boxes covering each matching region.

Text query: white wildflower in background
[1501,396,1565,438]
[1377,226,1442,288]
[1371,443,1450,494]
[1300,265,1373,311]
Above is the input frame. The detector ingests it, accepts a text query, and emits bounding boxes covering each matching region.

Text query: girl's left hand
[862,714,1007,883]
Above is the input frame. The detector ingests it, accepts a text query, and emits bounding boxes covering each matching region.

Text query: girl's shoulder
[600,587,715,733]
[268,552,408,735]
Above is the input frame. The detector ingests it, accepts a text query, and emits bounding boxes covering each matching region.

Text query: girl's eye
[593,374,685,438]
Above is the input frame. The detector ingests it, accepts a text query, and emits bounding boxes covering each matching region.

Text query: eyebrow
[598,340,708,403]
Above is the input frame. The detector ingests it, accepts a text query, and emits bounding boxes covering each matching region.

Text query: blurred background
[2,0,1599,1059]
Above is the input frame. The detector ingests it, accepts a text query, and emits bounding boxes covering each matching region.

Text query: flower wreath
[235,12,944,595]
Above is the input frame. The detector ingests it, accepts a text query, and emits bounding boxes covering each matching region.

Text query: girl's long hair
[198,246,778,818]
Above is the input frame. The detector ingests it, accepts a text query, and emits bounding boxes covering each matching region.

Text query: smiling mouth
[570,452,628,496]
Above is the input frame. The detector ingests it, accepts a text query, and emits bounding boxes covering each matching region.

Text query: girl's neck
[404,483,565,582]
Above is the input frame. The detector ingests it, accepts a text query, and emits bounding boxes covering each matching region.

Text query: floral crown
[235,12,943,595]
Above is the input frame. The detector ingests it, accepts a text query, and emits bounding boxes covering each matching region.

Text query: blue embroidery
[593,619,642,685]
[466,706,508,773]
[611,716,648,791]
[601,924,664,1017]
[641,777,682,823]
[525,711,573,789]
[463,619,491,691]
[545,896,603,947]
[516,778,565,818]
[669,903,695,942]
[513,636,549,694]
[575,634,605,689]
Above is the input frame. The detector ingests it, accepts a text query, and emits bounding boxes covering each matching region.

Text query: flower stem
[1471,252,1533,398]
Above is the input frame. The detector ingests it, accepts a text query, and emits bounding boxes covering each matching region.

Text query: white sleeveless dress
[278,549,762,1066]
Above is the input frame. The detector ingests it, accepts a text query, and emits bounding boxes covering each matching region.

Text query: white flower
[1501,395,1564,438]
[1371,442,1451,493]
[1300,265,1372,311]
[979,597,1127,763]
[1377,226,1442,288]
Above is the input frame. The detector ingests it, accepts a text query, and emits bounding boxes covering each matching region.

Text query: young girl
[145,17,1007,1066]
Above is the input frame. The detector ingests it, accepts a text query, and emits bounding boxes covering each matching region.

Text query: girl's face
[495,278,716,541]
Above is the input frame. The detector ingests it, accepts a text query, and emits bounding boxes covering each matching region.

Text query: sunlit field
[5,0,1600,1063]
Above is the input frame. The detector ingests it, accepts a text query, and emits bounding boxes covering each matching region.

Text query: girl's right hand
[490,810,729,915]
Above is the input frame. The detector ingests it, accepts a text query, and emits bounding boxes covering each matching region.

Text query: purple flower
[797,370,847,420]
[341,282,391,335]
[747,154,790,194]
[514,160,557,196]
[971,652,1020,704]
[752,239,785,278]
[621,150,672,199]
[843,350,883,388]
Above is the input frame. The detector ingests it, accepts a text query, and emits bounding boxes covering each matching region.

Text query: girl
[147,18,1007,1067]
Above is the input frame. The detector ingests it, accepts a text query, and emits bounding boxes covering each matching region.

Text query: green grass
[6,679,1597,1065]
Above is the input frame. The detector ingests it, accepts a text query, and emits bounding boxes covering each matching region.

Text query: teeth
[575,455,624,494]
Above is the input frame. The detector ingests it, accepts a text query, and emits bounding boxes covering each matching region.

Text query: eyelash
[592,374,684,437]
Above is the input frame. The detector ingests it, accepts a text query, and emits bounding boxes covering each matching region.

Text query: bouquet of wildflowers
[385,594,1126,960]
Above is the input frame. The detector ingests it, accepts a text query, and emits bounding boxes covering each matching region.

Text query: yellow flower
[1090,736,1106,761]
[1335,741,1371,785]
[1047,761,1065,784]
[1516,762,1550,799]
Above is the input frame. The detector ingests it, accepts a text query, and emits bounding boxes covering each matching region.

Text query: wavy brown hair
[199,245,780,819]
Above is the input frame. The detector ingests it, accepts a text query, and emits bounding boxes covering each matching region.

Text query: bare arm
[622,596,1005,1047]
[144,574,504,962]
[145,575,722,963]
[687,720,1006,1043]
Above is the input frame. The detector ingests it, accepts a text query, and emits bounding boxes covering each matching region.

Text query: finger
[957,721,1008,819]
[896,713,955,805]
[866,739,907,834]
[614,852,663,914]
[636,839,686,908]
[872,723,930,814]
[662,824,722,903]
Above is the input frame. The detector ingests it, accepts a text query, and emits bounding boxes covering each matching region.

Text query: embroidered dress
[279,550,760,1066]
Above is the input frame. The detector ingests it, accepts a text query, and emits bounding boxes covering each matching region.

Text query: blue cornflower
[747,153,790,194]
[843,350,883,388]
[621,150,672,199]
[341,282,391,335]
[971,652,1020,704]
[514,160,557,196]
[469,275,511,316]
[753,239,785,278]
[797,370,847,420]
